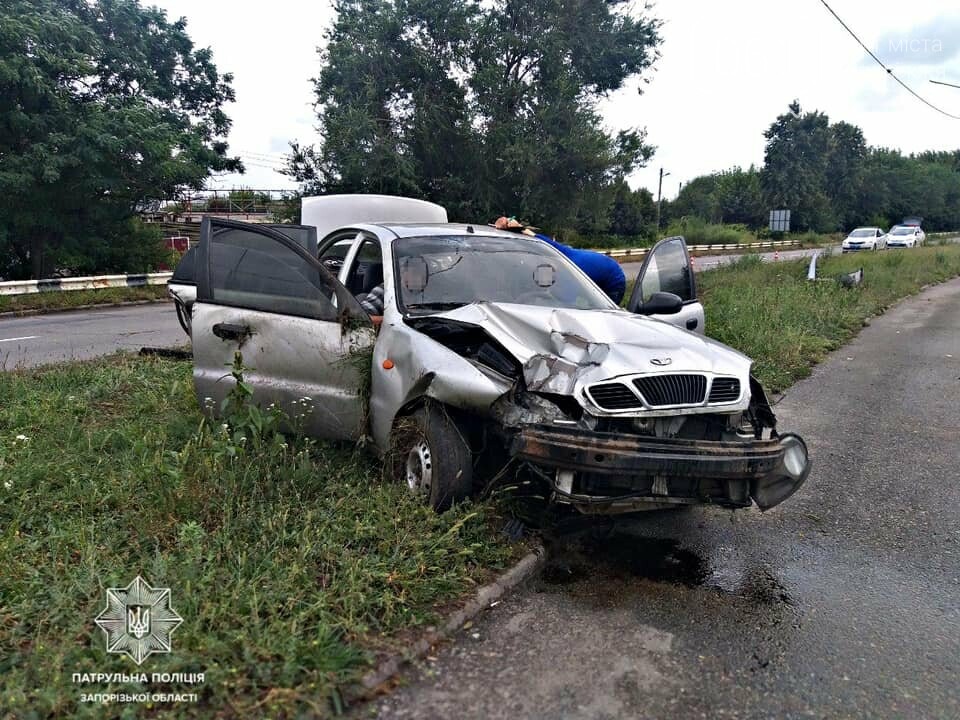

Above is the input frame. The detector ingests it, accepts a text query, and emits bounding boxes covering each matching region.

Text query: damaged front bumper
[511,425,810,513]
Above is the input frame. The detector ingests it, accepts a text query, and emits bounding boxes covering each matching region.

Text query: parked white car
[886,225,925,248]
[179,196,810,516]
[841,227,887,252]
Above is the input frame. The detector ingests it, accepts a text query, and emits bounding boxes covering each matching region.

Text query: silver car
[185,215,810,515]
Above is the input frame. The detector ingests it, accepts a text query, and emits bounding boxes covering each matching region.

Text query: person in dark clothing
[494,217,627,304]
[355,283,385,315]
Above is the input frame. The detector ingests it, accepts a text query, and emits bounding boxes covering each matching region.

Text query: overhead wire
[816,0,960,120]
[930,80,960,91]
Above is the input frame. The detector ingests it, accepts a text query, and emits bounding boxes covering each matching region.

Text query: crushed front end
[511,423,810,513]
[489,370,811,515]
[394,303,811,514]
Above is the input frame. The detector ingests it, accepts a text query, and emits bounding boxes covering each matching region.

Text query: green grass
[0,356,516,718]
[699,246,960,392]
[0,286,169,314]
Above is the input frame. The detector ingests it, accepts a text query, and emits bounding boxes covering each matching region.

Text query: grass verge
[0,286,169,314]
[0,356,517,718]
[699,245,960,392]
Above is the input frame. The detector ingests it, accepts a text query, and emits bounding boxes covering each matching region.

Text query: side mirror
[638,291,683,316]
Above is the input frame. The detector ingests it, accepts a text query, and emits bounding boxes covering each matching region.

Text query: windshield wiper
[405,301,470,312]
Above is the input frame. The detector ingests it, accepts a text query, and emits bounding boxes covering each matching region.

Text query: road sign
[769,210,791,233]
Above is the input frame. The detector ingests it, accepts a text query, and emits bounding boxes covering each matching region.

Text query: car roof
[850,227,881,232]
[359,222,527,240]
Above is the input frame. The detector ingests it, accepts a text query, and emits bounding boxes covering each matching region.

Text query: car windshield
[392,234,615,313]
[849,229,875,237]
[890,227,914,236]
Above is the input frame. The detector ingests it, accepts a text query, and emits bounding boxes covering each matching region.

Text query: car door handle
[212,322,251,342]
[686,318,699,330]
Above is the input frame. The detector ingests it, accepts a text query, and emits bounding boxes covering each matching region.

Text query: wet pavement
[369,278,960,719]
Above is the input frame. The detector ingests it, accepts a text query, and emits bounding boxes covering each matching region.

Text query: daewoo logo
[650,358,672,366]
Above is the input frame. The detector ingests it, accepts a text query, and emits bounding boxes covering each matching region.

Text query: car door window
[206,225,338,320]
[319,231,360,276]
[345,239,384,295]
[639,237,695,303]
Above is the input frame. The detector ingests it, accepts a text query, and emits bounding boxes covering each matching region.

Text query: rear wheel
[389,405,473,511]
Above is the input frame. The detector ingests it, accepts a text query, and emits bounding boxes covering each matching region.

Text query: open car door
[192,218,375,441]
[626,236,705,335]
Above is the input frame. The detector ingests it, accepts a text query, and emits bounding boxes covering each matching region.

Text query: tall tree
[0,0,240,278]
[287,0,661,229]
[824,121,867,229]
[760,101,834,232]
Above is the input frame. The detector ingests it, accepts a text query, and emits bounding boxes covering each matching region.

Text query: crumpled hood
[431,302,751,395]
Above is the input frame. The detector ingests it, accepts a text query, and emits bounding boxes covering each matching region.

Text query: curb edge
[0,298,171,319]
[345,543,546,703]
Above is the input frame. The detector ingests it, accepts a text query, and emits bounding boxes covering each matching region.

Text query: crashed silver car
[185,208,810,514]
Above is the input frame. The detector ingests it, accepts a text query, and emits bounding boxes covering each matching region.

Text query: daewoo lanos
[178,196,811,515]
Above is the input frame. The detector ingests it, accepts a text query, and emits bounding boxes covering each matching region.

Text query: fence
[0,272,173,297]
[599,239,801,260]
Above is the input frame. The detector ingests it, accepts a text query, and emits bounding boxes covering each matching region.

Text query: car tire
[389,405,473,511]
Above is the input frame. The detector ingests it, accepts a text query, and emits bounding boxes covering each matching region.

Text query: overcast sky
[152,0,960,201]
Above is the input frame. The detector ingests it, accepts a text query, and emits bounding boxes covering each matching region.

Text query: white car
[886,225,925,248]
[179,195,810,515]
[841,227,887,252]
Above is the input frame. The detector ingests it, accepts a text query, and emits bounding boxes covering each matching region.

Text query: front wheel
[389,405,473,511]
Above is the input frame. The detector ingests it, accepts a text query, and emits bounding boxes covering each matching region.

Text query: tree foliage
[287,0,661,231]
[672,102,960,233]
[0,0,240,278]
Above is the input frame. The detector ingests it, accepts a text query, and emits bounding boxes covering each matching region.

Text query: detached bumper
[511,425,810,513]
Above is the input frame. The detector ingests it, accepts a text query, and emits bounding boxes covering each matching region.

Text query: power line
[238,149,288,161]
[236,157,287,172]
[817,0,960,120]
[931,79,960,90]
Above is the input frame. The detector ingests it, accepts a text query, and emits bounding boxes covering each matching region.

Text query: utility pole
[655,167,671,234]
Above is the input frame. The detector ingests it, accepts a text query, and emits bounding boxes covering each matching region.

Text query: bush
[52,219,173,276]
[663,218,754,245]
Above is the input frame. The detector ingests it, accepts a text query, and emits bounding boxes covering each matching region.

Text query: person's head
[493,216,536,236]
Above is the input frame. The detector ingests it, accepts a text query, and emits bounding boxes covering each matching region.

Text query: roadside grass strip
[699,245,960,392]
[0,357,517,717]
[0,285,169,314]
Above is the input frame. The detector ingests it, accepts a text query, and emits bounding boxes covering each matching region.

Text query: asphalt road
[0,302,187,370]
[372,278,960,720]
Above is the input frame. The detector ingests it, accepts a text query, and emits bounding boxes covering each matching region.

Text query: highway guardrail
[0,272,173,297]
[597,239,801,259]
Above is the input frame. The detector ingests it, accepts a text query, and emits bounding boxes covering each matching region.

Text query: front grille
[587,383,641,411]
[708,377,741,403]
[632,374,707,407]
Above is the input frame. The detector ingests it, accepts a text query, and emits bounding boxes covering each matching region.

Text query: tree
[760,102,835,232]
[824,121,867,230]
[608,181,654,237]
[287,0,661,230]
[0,0,240,278]
[668,174,722,224]
[715,166,765,228]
